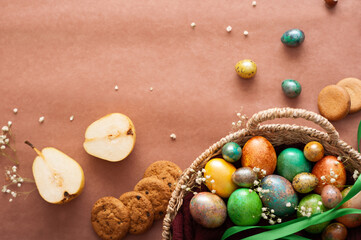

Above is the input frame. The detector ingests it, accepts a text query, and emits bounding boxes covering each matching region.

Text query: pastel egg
[312,156,346,194]
[321,185,342,209]
[235,59,257,79]
[232,167,258,188]
[281,29,305,47]
[222,142,242,163]
[292,172,319,194]
[297,194,330,234]
[227,188,262,226]
[204,158,238,198]
[241,136,277,177]
[336,186,361,228]
[189,192,227,228]
[304,141,325,162]
[277,148,313,182]
[322,223,347,240]
[281,79,302,98]
[260,175,298,217]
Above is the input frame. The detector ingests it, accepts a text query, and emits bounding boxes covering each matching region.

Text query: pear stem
[24,141,35,149]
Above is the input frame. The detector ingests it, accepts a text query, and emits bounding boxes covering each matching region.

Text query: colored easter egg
[304,141,325,162]
[260,175,298,217]
[227,188,262,226]
[222,142,242,163]
[277,148,313,182]
[336,186,361,228]
[204,158,238,198]
[322,223,347,240]
[324,0,338,8]
[297,194,330,234]
[189,192,227,228]
[292,172,319,194]
[281,79,302,98]
[232,167,258,188]
[241,136,277,177]
[281,29,305,47]
[235,59,257,79]
[321,185,342,209]
[312,156,346,194]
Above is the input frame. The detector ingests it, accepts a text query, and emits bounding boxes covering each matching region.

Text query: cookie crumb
[226,26,232,32]
[70,115,74,121]
[244,30,249,36]
[190,22,196,28]
[170,133,176,140]
[39,116,45,123]
[13,108,18,114]
[114,85,119,91]
[252,1,257,6]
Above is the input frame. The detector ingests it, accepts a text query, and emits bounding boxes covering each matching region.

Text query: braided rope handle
[246,108,339,142]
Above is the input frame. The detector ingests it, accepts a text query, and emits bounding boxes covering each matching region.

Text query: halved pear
[26,141,85,204]
[83,113,136,162]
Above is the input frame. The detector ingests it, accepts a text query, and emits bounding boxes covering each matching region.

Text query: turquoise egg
[222,142,242,162]
[281,29,305,47]
[277,148,313,181]
[297,194,330,234]
[227,188,262,226]
[189,192,227,228]
[260,175,298,217]
[281,79,302,98]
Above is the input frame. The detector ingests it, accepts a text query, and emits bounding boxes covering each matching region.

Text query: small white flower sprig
[231,109,249,131]
[0,121,18,165]
[180,168,209,195]
[260,207,282,225]
[353,170,360,181]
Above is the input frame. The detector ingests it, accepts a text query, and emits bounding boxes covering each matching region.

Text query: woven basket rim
[161,107,361,240]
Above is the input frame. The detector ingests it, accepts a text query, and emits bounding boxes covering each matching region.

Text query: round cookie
[119,191,154,234]
[317,85,351,121]
[337,77,361,113]
[91,196,130,240]
[143,160,182,192]
[134,177,171,220]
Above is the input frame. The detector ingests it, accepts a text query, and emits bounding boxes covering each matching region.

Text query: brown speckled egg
[322,223,347,240]
[321,185,342,209]
[325,0,338,8]
[292,173,319,194]
[304,141,324,162]
[232,167,258,187]
[336,186,361,228]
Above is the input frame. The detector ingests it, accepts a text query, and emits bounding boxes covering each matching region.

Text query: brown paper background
[1,0,361,239]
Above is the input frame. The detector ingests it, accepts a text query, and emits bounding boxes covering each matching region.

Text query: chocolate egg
[235,59,257,79]
[222,142,242,163]
[232,167,258,187]
[227,188,262,226]
[190,192,227,228]
[260,175,298,217]
[312,156,346,194]
[325,0,338,8]
[241,136,277,177]
[277,148,313,181]
[281,29,305,47]
[322,223,347,240]
[204,158,238,198]
[297,194,330,234]
[321,185,342,209]
[336,186,361,228]
[292,172,319,194]
[304,141,325,162]
[281,79,302,98]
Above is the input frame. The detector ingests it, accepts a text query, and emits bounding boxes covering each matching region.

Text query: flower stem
[1,151,19,165]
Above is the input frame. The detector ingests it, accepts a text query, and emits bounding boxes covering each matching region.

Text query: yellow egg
[204,158,238,198]
[235,59,257,79]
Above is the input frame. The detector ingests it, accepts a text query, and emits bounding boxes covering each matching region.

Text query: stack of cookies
[318,77,361,121]
[91,161,182,240]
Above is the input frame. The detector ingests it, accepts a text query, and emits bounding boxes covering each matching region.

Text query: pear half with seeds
[25,141,85,204]
[83,113,136,162]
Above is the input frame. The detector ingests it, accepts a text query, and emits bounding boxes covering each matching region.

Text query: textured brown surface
[143,161,182,191]
[134,177,171,220]
[317,85,351,121]
[0,1,361,240]
[119,191,154,235]
[337,78,361,114]
[91,197,130,240]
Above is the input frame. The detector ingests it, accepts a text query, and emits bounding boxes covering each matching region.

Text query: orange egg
[312,156,346,194]
[204,158,238,198]
[241,136,277,176]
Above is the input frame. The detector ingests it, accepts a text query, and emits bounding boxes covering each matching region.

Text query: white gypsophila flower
[270,209,274,213]
[7,121,12,127]
[1,186,6,192]
[195,178,202,185]
[2,126,9,132]
[286,202,291,207]
[318,201,322,206]
[190,22,196,28]
[330,178,336,183]
[249,189,253,193]
[170,133,176,140]
[211,190,216,194]
[253,180,259,185]
[226,26,232,32]
[13,108,18,114]
[277,218,282,223]
[0,145,5,150]
[180,185,186,189]
[210,179,215,183]
[114,85,119,91]
[262,207,267,212]
[4,138,9,144]
[70,115,74,121]
[205,175,210,179]
[186,187,191,191]
[253,167,260,172]
[9,198,13,202]
[17,183,21,188]
[269,220,275,225]
[6,189,10,193]
[243,30,249,36]
[252,1,257,6]
[193,192,198,195]
[39,116,45,123]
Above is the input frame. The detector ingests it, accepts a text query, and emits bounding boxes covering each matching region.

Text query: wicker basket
[161,107,361,240]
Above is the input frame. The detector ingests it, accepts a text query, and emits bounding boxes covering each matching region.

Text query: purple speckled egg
[189,192,227,228]
[321,185,342,209]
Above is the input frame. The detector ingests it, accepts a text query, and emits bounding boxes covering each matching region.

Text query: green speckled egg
[292,173,319,194]
[227,188,262,226]
[297,194,330,234]
[282,79,302,98]
[281,29,305,47]
[277,148,313,181]
[222,142,242,163]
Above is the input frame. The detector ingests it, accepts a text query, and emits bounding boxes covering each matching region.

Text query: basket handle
[246,108,339,142]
